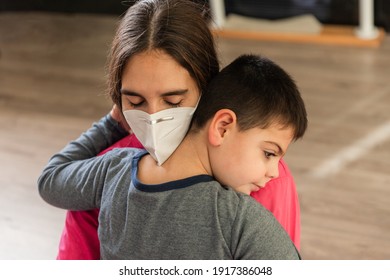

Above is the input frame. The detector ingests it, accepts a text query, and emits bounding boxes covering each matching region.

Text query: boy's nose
[266,161,280,180]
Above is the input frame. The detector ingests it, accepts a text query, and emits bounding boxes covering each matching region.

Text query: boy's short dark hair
[191,54,308,140]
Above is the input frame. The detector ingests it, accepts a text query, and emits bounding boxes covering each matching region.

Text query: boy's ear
[208,109,237,146]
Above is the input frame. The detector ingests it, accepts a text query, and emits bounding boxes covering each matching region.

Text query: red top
[56,134,300,259]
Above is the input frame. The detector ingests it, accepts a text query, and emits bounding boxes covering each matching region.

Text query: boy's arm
[57,134,143,260]
[38,114,128,210]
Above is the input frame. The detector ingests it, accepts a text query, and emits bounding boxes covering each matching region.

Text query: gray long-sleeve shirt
[38,115,300,260]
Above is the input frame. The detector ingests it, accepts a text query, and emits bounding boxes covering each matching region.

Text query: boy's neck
[137,131,211,185]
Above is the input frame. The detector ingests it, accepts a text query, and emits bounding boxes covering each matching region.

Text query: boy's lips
[251,183,264,192]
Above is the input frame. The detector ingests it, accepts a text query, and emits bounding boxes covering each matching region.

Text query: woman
[56,0,300,259]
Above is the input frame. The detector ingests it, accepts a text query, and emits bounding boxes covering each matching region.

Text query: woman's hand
[110,104,131,133]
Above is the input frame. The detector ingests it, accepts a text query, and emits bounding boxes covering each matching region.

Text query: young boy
[38,54,307,259]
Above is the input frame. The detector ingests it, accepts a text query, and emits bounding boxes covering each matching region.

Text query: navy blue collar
[131,151,214,193]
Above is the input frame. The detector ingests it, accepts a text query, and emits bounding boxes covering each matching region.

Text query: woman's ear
[208,109,237,146]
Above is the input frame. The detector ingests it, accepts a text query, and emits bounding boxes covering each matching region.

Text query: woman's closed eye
[124,95,145,108]
[128,101,144,107]
[163,94,185,107]
[164,99,183,107]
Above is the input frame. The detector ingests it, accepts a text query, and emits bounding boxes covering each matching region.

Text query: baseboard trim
[213,25,386,48]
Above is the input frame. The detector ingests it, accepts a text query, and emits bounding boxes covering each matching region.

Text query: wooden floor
[1,12,389,260]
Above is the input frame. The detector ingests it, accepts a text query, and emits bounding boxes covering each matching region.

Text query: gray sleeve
[37,114,128,210]
[231,196,301,260]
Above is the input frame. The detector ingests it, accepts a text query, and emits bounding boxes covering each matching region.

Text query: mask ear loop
[193,96,201,110]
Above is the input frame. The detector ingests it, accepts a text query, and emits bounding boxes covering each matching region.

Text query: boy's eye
[264,151,276,159]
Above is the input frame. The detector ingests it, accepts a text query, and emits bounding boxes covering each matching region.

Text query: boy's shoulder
[101,147,146,159]
[216,185,270,215]
[99,147,147,168]
[191,182,271,223]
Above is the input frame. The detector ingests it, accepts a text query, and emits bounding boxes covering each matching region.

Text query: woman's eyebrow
[120,89,140,96]
[161,89,188,97]
[120,89,188,96]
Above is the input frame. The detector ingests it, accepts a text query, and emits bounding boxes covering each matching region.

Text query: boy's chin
[233,183,261,195]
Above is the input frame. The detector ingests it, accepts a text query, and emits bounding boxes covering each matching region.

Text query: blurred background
[1,0,389,259]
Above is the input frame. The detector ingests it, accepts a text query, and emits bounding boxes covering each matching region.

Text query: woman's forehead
[121,51,199,97]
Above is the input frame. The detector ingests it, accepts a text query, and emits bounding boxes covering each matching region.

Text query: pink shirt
[57,134,300,259]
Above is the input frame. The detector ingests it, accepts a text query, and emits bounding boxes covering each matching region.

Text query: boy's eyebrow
[120,89,189,97]
[265,141,285,156]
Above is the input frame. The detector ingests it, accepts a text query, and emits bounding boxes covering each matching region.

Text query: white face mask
[123,105,197,166]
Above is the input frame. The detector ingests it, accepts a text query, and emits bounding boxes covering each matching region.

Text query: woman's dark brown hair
[107,0,220,106]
